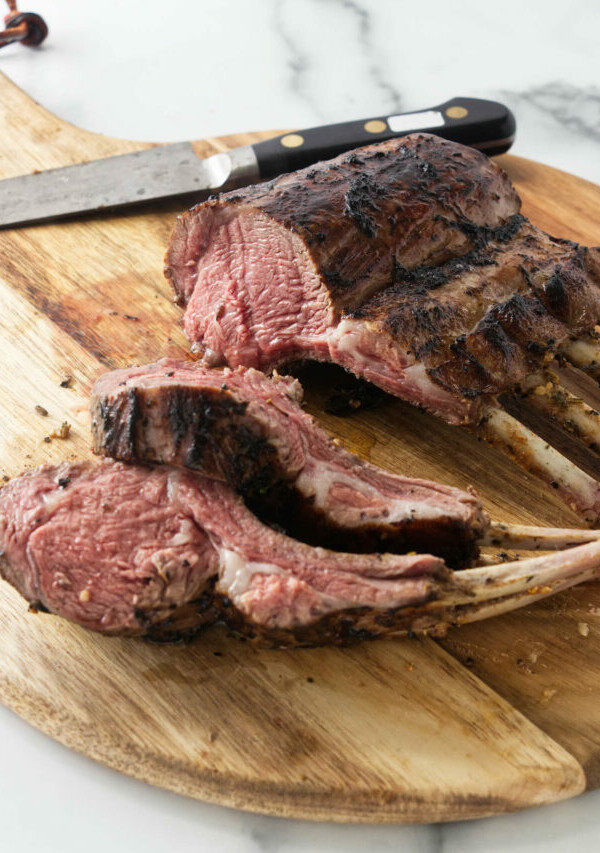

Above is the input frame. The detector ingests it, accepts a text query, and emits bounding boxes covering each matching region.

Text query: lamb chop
[164,133,600,524]
[2,459,600,645]
[90,359,486,568]
[90,358,600,563]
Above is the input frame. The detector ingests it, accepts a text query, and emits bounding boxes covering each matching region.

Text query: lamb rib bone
[422,566,597,636]
[483,520,600,550]
[406,542,600,636]
[517,369,600,453]
[562,332,600,381]
[475,552,519,566]
[479,406,600,525]
[442,539,600,605]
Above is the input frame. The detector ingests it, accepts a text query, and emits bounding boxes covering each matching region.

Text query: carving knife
[0,96,515,229]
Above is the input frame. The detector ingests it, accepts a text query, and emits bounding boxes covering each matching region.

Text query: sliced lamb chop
[0,461,220,636]
[90,359,486,567]
[165,132,600,522]
[2,460,600,645]
[0,459,447,639]
[90,359,600,559]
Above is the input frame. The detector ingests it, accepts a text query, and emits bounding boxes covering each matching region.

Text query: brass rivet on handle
[364,120,387,134]
[280,134,304,148]
[446,106,468,119]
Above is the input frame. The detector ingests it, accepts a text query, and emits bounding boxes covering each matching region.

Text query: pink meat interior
[183,207,333,367]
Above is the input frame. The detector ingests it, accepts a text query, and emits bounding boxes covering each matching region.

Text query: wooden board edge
[0,71,282,163]
[0,72,140,151]
[437,636,600,795]
[497,152,600,198]
[0,666,586,825]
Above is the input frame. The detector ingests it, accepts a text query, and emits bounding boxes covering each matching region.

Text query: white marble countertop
[1,0,600,850]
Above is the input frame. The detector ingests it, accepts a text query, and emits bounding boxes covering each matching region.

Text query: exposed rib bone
[476,551,519,565]
[450,566,596,627]
[479,406,600,525]
[483,521,600,551]
[518,370,600,452]
[448,539,600,605]
[360,534,600,638]
[402,539,600,635]
[562,334,600,380]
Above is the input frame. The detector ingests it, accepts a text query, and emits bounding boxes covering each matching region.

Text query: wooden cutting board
[1,72,600,823]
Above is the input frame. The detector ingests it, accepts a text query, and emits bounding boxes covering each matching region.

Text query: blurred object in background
[0,0,47,49]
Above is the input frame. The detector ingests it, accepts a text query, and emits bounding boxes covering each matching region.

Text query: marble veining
[272,1,311,116]
[329,0,404,113]
[504,82,600,144]
[272,0,403,123]
[1,1,600,851]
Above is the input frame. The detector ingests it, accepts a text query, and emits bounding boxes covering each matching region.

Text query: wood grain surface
[0,72,599,822]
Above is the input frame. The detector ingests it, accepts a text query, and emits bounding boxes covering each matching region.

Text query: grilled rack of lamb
[165,133,600,525]
[3,135,600,647]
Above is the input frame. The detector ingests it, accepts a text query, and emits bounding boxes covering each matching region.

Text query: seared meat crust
[91,360,485,567]
[166,133,520,314]
[165,133,600,426]
[349,218,600,416]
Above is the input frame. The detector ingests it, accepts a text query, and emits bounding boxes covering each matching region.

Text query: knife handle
[252,97,516,180]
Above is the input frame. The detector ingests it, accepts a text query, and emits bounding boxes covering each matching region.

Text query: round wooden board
[1,73,600,822]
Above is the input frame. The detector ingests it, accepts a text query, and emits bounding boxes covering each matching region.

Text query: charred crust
[432,212,524,251]
[343,173,386,238]
[392,260,449,291]
[345,152,364,166]
[218,422,282,497]
[394,247,498,291]
[351,246,501,328]
[92,393,137,461]
[543,269,568,316]
[429,341,492,398]
[166,386,278,487]
[131,385,287,498]
[138,583,222,643]
[321,268,357,294]
[126,389,141,453]
[211,590,451,649]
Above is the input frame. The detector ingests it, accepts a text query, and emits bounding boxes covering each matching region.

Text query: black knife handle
[252,97,516,180]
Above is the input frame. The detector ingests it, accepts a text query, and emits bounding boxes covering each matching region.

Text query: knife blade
[0,96,515,229]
